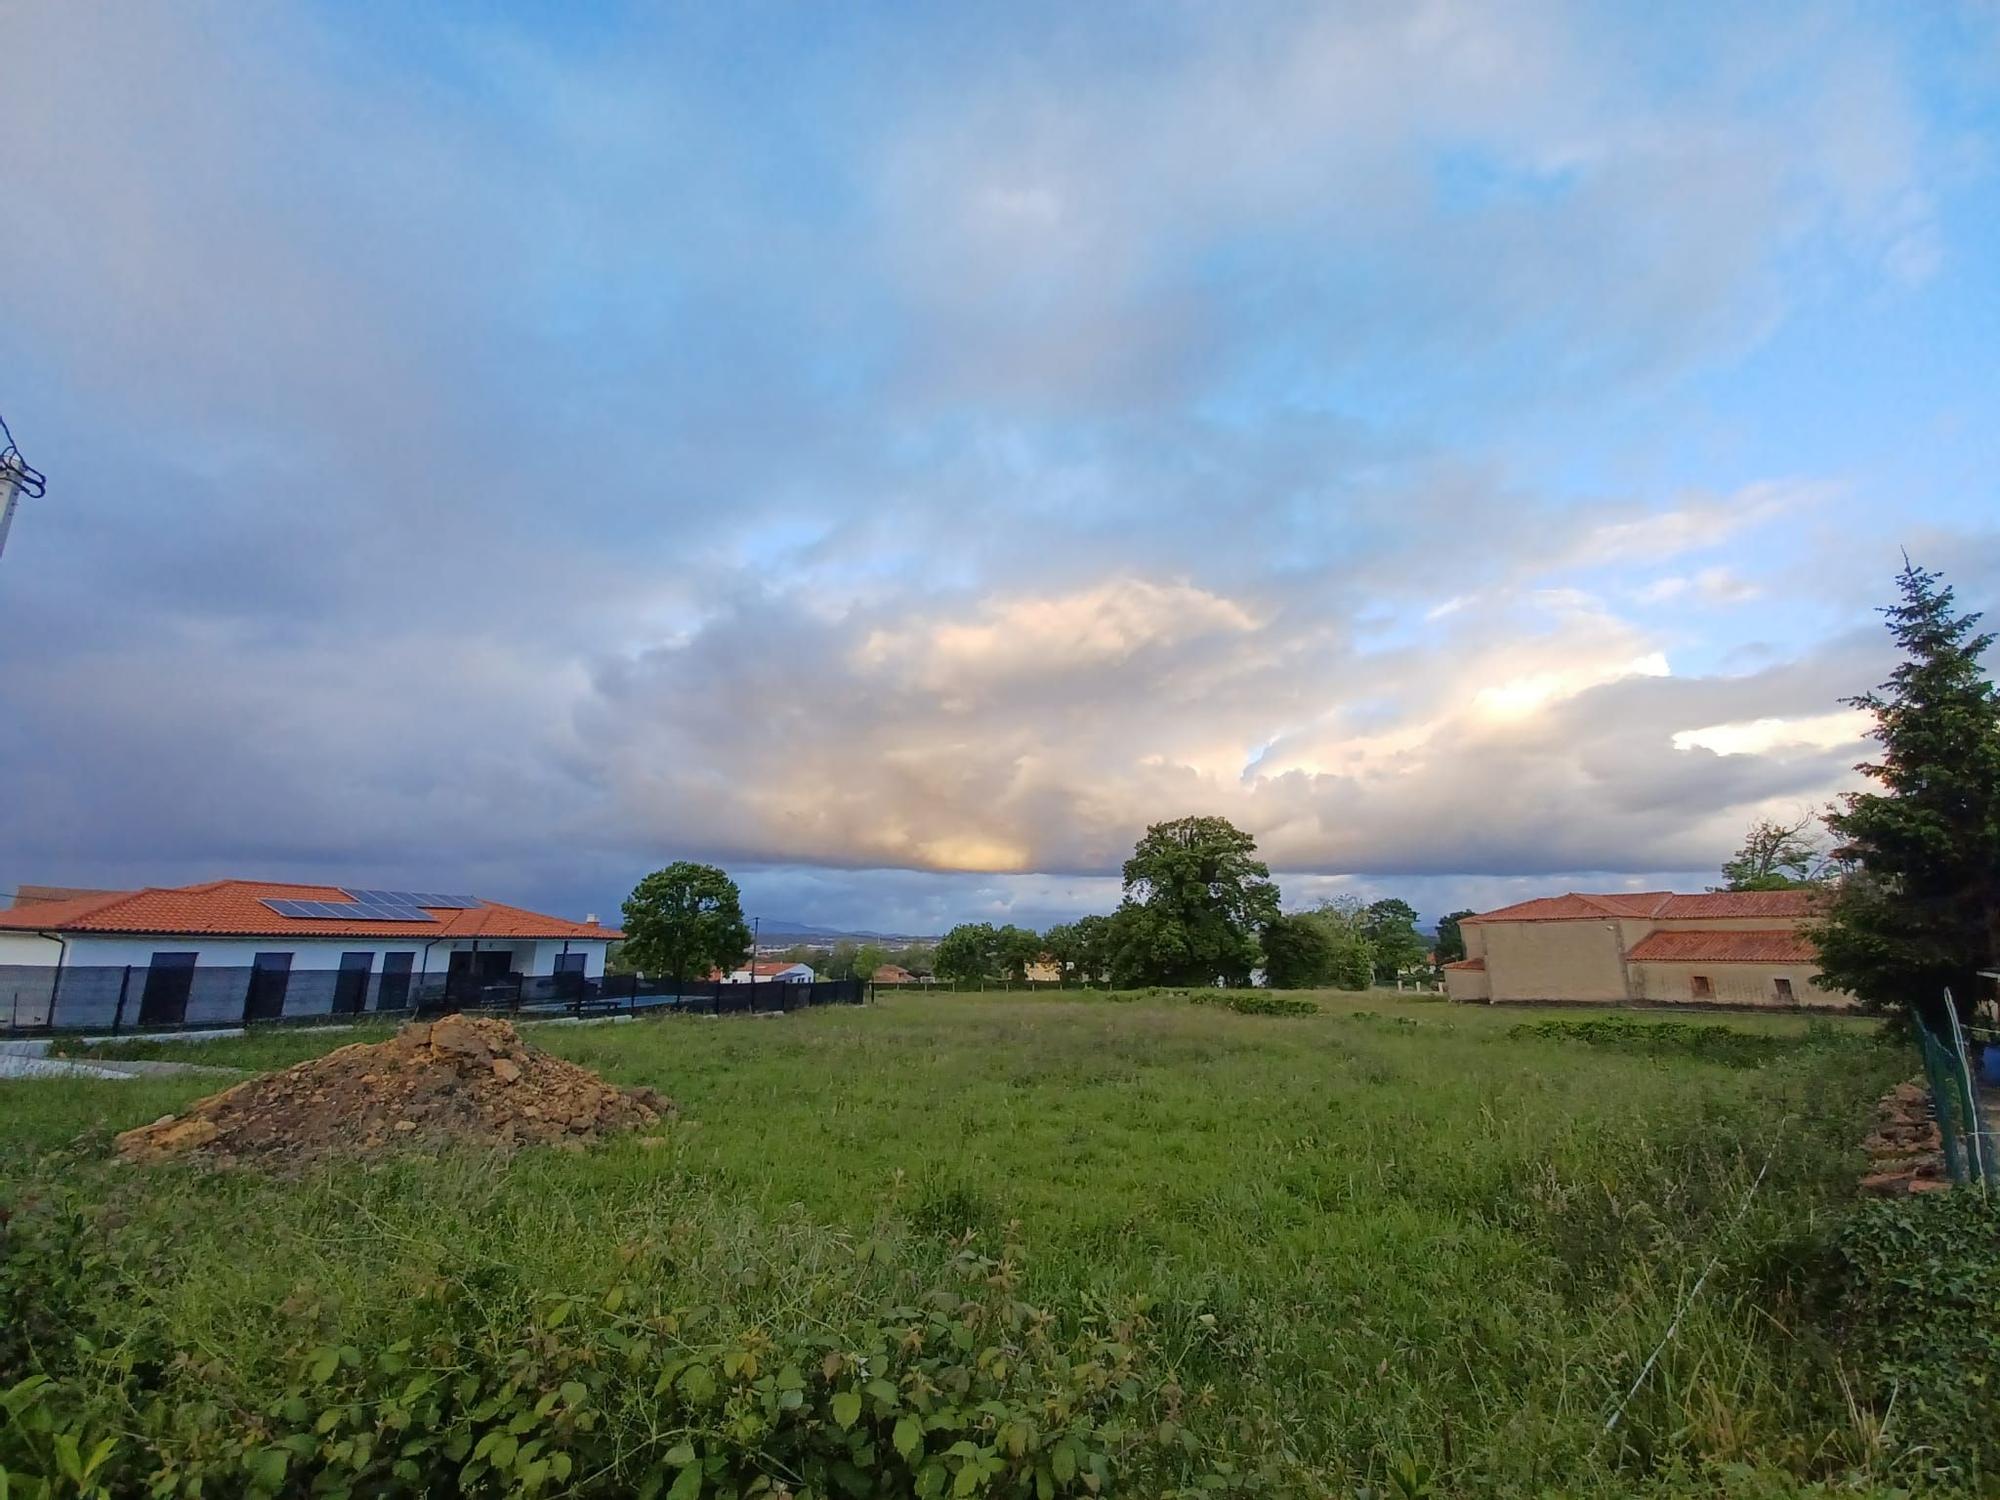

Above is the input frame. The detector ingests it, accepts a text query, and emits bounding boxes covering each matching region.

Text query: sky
[2,1,1998,935]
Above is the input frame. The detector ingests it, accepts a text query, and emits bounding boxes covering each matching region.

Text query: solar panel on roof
[340,888,482,909]
[260,898,439,923]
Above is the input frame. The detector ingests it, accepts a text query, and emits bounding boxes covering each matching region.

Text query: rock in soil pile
[115,1016,671,1168]
[1859,1078,1949,1196]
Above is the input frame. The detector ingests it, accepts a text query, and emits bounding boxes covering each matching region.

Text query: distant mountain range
[754,919,933,944]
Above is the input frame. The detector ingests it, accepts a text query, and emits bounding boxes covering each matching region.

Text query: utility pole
[0,411,48,565]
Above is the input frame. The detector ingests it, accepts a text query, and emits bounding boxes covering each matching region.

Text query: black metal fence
[1,962,865,1035]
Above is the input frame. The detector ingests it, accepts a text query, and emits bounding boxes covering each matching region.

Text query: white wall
[60,934,607,976]
[4,933,612,1030]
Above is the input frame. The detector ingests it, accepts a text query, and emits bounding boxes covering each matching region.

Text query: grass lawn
[0,992,1934,1496]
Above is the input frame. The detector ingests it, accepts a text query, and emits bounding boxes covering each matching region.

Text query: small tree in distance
[620,862,753,984]
[1433,910,1476,965]
[1718,815,1828,891]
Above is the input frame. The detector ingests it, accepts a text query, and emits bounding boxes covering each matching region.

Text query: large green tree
[933,922,1000,982]
[1300,898,1376,990]
[1719,815,1828,891]
[1433,910,1476,965]
[1361,898,1428,981]
[1045,913,1117,984]
[1261,912,1338,989]
[620,862,752,982]
[1113,815,1280,986]
[1815,562,2000,1023]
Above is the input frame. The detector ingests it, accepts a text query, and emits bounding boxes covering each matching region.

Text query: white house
[0,879,620,1029]
[722,959,816,984]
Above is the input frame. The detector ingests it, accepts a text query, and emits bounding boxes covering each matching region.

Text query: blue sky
[2,2,1997,934]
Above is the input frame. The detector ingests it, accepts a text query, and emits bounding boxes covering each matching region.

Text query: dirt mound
[115,1016,672,1168]
[1859,1078,1949,1196]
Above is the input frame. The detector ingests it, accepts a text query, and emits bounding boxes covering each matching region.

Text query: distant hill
[755,919,933,943]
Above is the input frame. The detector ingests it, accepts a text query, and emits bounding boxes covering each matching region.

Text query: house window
[138,952,198,1026]
[1690,974,1714,1000]
[554,953,587,976]
[333,952,374,1015]
[245,952,293,1021]
[378,952,415,1011]
[1773,976,1795,1004]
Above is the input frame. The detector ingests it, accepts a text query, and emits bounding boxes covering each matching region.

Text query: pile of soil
[115,1016,671,1168]
[1859,1079,1948,1196]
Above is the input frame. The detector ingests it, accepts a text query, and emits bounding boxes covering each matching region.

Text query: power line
[0,407,46,498]
[0,404,48,565]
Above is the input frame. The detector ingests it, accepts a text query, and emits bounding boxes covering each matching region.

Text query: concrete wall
[1480,920,1629,1002]
[1443,966,1490,1002]
[1629,961,1853,1009]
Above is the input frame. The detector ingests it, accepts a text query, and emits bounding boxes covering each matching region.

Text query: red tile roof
[1442,956,1486,971]
[1464,889,1821,924]
[1463,892,1673,923]
[0,880,619,941]
[1626,929,1817,964]
[1655,890,1820,919]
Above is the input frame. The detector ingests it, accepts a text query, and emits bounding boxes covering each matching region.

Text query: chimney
[585,913,599,926]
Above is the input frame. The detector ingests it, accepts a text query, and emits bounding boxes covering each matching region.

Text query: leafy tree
[1434,910,1476,965]
[620,862,752,982]
[1303,899,1376,990]
[1114,815,1280,986]
[1719,815,1828,891]
[1361,897,1428,981]
[1816,561,2000,1023]
[1261,912,1338,989]
[934,923,1001,982]
[996,924,1043,982]
[820,940,862,981]
[851,942,892,980]
[1045,914,1117,984]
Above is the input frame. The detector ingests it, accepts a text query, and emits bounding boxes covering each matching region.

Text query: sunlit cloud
[0,2,1989,930]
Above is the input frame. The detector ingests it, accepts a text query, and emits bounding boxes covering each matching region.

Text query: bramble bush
[1833,1189,2000,1487]
[0,1185,1268,1499]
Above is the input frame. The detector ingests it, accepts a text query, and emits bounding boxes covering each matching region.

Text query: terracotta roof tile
[1442,956,1486,971]
[1464,889,1820,924]
[0,880,619,942]
[1626,929,1817,964]
[1655,890,1821,919]
[1463,892,1673,924]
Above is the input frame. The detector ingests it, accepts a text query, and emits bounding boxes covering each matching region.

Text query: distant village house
[1441,889,1847,1009]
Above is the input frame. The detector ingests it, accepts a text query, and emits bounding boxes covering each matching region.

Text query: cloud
[0,3,1989,930]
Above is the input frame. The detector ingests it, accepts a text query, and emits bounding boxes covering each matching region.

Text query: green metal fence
[1916,1001,1997,1188]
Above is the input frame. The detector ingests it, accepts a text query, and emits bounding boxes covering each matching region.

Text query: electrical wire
[0,407,47,498]
[1602,1126,1786,1435]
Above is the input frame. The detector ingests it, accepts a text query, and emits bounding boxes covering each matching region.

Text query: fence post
[111,965,132,1033]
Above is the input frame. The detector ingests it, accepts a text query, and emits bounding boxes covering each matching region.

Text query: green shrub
[1184,993,1317,1018]
[1507,1018,1867,1069]
[0,1188,1246,1499]
[1833,1190,2000,1485]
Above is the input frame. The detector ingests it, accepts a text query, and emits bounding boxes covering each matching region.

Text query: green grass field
[0,992,1954,1497]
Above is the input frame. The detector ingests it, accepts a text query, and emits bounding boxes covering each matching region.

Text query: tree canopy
[1360,897,1428,981]
[619,862,752,981]
[1815,561,2000,1022]
[1261,911,1340,988]
[1113,815,1280,986]
[1433,910,1476,965]
[1719,815,1828,891]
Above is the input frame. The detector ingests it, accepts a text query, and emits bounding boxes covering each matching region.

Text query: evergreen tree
[1815,561,2000,1023]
